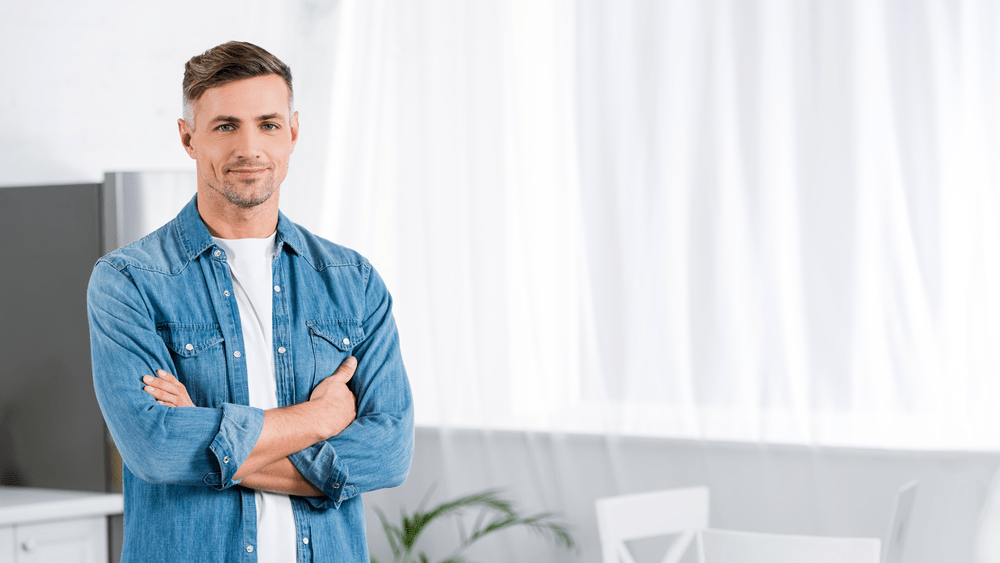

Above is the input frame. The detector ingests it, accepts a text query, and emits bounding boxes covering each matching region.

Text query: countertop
[0,487,123,526]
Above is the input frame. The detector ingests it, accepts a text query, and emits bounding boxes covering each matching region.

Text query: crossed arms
[88,260,414,507]
[142,359,358,498]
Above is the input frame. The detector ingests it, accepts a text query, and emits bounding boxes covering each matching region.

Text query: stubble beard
[211,174,277,209]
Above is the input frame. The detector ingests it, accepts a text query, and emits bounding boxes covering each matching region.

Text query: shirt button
[214,250,222,257]
[333,483,340,488]
[277,347,286,354]
[223,290,230,297]
[234,351,241,358]
[185,343,194,351]
[342,338,351,346]
[273,285,281,292]
[223,456,230,463]
[302,538,309,545]
[246,546,253,553]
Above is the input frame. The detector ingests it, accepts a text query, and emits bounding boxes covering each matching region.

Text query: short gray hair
[181,41,293,129]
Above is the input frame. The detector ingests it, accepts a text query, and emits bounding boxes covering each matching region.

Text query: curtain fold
[310,0,1000,450]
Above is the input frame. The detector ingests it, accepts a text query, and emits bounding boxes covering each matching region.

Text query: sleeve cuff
[203,403,265,490]
[289,441,357,509]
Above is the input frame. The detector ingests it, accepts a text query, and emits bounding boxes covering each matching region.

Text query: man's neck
[196,188,280,239]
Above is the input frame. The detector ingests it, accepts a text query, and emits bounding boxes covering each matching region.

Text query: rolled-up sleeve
[88,260,264,488]
[289,265,414,509]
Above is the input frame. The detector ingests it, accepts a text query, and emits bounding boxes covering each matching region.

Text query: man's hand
[142,357,358,486]
[140,357,359,439]
[309,356,358,438]
[142,370,195,407]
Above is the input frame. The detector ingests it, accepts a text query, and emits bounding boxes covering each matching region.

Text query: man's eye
[262,123,279,131]
[216,124,235,132]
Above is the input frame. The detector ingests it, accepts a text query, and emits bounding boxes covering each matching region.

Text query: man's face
[179,74,299,209]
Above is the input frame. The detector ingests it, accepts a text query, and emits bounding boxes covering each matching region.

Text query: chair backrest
[699,529,881,563]
[596,486,710,563]
[882,480,918,563]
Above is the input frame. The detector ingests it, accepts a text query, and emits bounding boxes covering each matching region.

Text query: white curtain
[301,0,1000,451]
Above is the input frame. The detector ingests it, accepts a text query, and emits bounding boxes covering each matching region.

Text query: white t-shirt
[213,233,297,563]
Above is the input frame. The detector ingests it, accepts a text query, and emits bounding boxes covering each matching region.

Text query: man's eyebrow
[208,114,286,125]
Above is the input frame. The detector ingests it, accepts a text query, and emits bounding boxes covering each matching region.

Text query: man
[87,41,414,562]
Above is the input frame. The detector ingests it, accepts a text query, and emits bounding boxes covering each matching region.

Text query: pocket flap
[157,324,225,357]
[307,321,365,351]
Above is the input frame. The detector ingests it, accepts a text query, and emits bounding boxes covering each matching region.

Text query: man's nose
[233,128,264,159]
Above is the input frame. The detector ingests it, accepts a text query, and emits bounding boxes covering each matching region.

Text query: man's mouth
[227,166,270,178]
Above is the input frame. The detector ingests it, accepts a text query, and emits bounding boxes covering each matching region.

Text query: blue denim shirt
[87,195,414,562]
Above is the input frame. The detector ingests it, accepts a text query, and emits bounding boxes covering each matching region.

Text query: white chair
[596,486,710,563]
[699,528,881,563]
[882,480,918,563]
[976,470,1000,563]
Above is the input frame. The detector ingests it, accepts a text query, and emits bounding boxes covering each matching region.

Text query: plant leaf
[516,513,577,551]
[374,506,403,557]
[400,489,516,552]
[372,486,577,563]
[415,483,439,514]
[465,512,576,551]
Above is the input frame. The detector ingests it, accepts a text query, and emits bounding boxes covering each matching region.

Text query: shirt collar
[175,194,307,262]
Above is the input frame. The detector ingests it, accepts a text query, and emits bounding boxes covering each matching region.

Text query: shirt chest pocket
[308,321,365,390]
[157,323,229,407]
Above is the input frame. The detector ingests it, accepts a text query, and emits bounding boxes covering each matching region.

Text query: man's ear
[178,118,196,159]
[290,111,300,152]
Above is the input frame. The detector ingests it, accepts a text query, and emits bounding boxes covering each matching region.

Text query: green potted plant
[371,487,577,563]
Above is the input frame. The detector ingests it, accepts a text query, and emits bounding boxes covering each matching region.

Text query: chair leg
[661,530,695,563]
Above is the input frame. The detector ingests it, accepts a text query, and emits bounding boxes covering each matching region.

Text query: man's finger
[145,373,184,395]
[143,376,169,392]
[157,370,178,382]
[332,356,357,381]
[144,371,194,408]
[144,384,177,404]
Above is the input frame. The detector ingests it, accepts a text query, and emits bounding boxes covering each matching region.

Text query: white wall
[0,0,339,228]
[364,428,1000,563]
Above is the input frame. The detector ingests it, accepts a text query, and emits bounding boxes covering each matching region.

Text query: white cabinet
[12,517,106,563]
[0,488,122,563]
[0,526,13,563]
